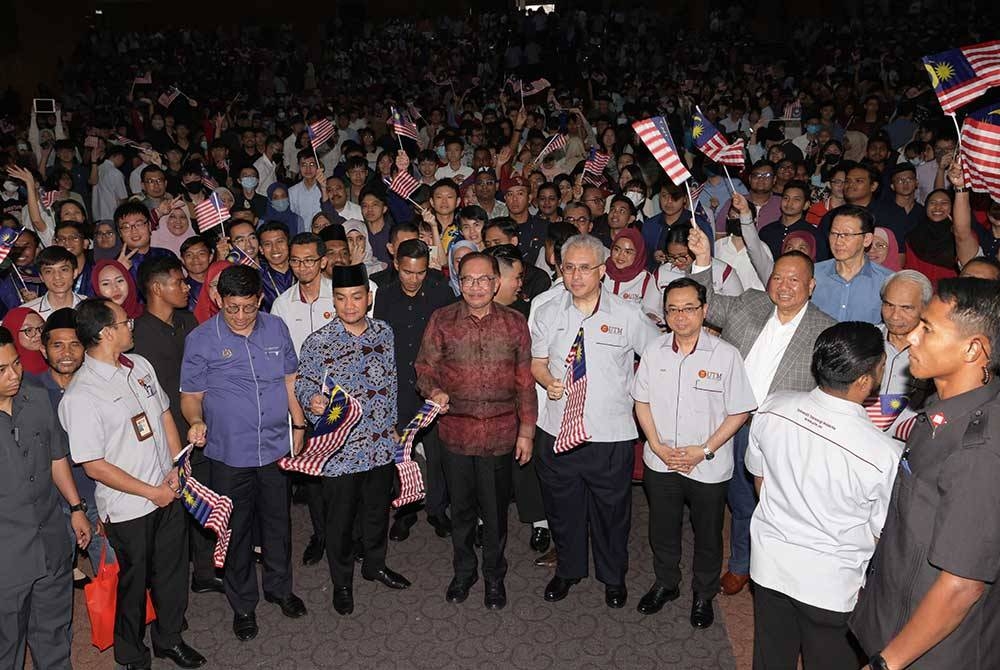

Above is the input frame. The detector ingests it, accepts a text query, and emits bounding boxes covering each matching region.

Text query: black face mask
[725,217,743,237]
[184,181,203,195]
[824,153,841,165]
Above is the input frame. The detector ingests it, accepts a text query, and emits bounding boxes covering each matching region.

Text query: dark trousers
[0,554,72,670]
[728,424,756,575]
[512,452,546,524]
[752,583,864,670]
[394,424,449,521]
[534,431,634,585]
[643,467,728,599]
[210,460,292,613]
[189,454,218,582]
[305,476,325,541]
[321,462,395,586]
[104,502,188,667]
[440,448,512,582]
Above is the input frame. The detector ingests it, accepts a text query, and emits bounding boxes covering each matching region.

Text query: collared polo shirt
[180,312,298,468]
[632,330,756,483]
[22,293,86,320]
[746,388,901,612]
[60,354,173,522]
[812,258,893,324]
[531,287,659,442]
[270,277,336,355]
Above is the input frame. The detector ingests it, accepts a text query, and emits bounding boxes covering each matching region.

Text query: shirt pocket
[256,345,287,382]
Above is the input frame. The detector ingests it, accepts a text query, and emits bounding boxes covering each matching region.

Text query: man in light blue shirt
[812,205,892,323]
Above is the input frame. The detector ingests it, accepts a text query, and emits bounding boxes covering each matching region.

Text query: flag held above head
[535,133,568,164]
[0,226,22,268]
[691,107,746,167]
[633,116,692,186]
[390,106,420,143]
[960,104,1000,203]
[193,192,229,234]
[583,147,611,177]
[225,243,259,268]
[307,118,336,148]
[922,40,1000,113]
[133,72,152,85]
[385,172,421,201]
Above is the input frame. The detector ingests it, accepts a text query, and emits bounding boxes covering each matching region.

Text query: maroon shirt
[415,301,537,456]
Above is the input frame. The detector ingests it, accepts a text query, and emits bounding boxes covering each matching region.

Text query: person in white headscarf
[342,219,387,275]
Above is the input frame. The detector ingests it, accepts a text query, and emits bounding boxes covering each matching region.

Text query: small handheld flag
[133,72,152,85]
[193,192,229,234]
[922,41,1000,113]
[536,133,568,164]
[175,445,233,568]
[960,104,1000,202]
[307,118,335,148]
[391,401,442,508]
[633,116,692,186]
[225,244,259,268]
[385,172,421,201]
[0,226,21,267]
[582,148,610,185]
[390,107,420,144]
[157,88,180,108]
[278,385,363,477]
[554,325,590,453]
[521,78,552,96]
[38,188,58,209]
[200,166,219,191]
[691,107,746,167]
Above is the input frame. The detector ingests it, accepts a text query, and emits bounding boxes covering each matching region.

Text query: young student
[22,246,86,319]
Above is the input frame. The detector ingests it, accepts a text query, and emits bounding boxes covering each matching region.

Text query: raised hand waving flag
[633,116,692,186]
[922,40,1000,113]
[691,107,746,167]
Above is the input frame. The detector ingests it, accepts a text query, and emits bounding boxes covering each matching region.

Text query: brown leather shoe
[533,546,557,568]
[720,571,750,595]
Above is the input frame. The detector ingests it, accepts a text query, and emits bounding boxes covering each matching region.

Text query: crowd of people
[1,4,999,670]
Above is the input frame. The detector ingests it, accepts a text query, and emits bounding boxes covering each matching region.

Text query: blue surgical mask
[240,176,259,190]
[436,145,447,160]
[271,198,290,212]
[806,124,822,135]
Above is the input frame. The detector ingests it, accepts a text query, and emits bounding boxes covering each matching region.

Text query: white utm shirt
[270,276,336,355]
[743,303,808,405]
[745,388,901,612]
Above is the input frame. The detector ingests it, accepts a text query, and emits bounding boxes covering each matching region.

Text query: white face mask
[625,191,644,208]
[2,180,17,194]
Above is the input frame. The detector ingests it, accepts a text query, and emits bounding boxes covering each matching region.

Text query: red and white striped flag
[391,401,441,508]
[536,133,568,163]
[0,226,21,266]
[691,107,746,167]
[893,412,919,442]
[279,386,363,477]
[158,88,180,108]
[390,107,420,143]
[133,72,152,85]
[175,446,233,568]
[39,188,58,209]
[633,116,692,186]
[200,166,219,191]
[385,172,421,201]
[307,118,335,148]
[961,104,1000,202]
[194,192,229,234]
[554,325,590,453]
[922,41,1000,113]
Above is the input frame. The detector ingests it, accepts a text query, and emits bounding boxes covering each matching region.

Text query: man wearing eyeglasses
[61,298,205,670]
[530,234,659,608]
[473,167,508,219]
[631,277,755,626]
[139,165,170,216]
[713,160,782,236]
[812,204,892,323]
[415,252,536,610]
[113,202,178,283]
[180,265,308,642]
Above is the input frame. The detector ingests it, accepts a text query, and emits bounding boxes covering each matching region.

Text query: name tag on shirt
[264,346,282,358]
[694,376,725,393]
[132,412,153,441]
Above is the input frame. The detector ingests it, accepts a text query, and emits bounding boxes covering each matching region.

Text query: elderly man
[531,234,659,608]
[687,222,836,595]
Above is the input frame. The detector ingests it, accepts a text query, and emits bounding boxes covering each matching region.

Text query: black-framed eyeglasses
[289,257,322,268]
[19,325,43,337]
[108,318,134,331]
[829,231,867,241]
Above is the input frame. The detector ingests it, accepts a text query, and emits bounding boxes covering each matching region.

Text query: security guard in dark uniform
[0,324,91,670]
[851,278,1000,670]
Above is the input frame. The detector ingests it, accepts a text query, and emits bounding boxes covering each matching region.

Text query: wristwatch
[868,654,890,670]
[69,500,88,513]
[702,445,715,461]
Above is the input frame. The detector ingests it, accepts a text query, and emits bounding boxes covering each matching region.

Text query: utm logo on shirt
[699,369,723,381]
[600,324,623,335]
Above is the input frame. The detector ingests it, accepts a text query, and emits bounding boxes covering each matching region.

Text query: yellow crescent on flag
[924,62,940,88]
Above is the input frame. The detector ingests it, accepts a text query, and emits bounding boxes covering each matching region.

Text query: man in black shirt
[757,181,825,259]
[373,239,456,541]
[370,223,447,289]
[133,256,218,594]
[482,219,552,301]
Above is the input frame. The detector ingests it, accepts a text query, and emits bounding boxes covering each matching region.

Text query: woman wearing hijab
[92,221,123,262]
[781,231,818,260]
[265,183,304,236]
[193,260,233,323]
[904,189,958,287]
[446,240,478,296]
[92,260,144,319]
[3,307,49,374]
[151,201,195,256]
[342,219,387,276]
[867,227,902,272]
[605,228,662,323]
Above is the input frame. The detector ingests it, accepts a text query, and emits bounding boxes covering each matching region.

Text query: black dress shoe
[530,527,551,553]
[264,592,307,618]
[190,576,224,594]
[637,585,680,615]
[353,541,365,563]
[122,664,151,670]
[333,586,354,615]
[474,523,484,548]
[232,612,258,641]
[153,641,206,669]
[389,513,418,541]
[302,535,325,565]
[427,514,452,538]
[363,567,411,589]
[445,575,478,603]
[484,580,507,610]
[605,584,628,609]
[534,546,557,568]
[544,575,581,602]
[690,598,715,628]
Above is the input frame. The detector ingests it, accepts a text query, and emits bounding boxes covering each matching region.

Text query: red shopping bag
[83,544,157,651]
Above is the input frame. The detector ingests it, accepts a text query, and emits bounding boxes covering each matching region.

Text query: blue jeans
[62,501,115,571]
[727,424,756,575]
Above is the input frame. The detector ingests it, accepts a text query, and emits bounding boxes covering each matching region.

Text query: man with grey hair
[530,234,659,608]
[866,270,934,431]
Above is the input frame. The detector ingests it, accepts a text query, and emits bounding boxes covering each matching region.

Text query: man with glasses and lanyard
[180,265,308,642]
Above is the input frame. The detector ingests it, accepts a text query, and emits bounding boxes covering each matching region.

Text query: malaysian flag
[200,166,219,191]
[582,147,611,186]
[922,41,1000,113]
[521,78,552,95]
[691,108,746,167]
[390,107,420,143]
[384,172,421,201]
[961,104,1000,202]
[536,133,568,163]
[175,445,233,568]
[893,411,919,442]
[38,188,58,209]
[554,325,590,453]
[133,71,152,85]
[226,244,259,268]
[863,394,909,431]
[391,401,442,508]
[633,116,692,186]
[307,118,335,148]
[278,385,363,476]
[193,192,229,233]
[158,88,180,108]
[0,226,21,267]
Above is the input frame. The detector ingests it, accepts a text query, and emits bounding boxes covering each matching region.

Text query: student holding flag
[295,263,410,617]
[530,234,659,608]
